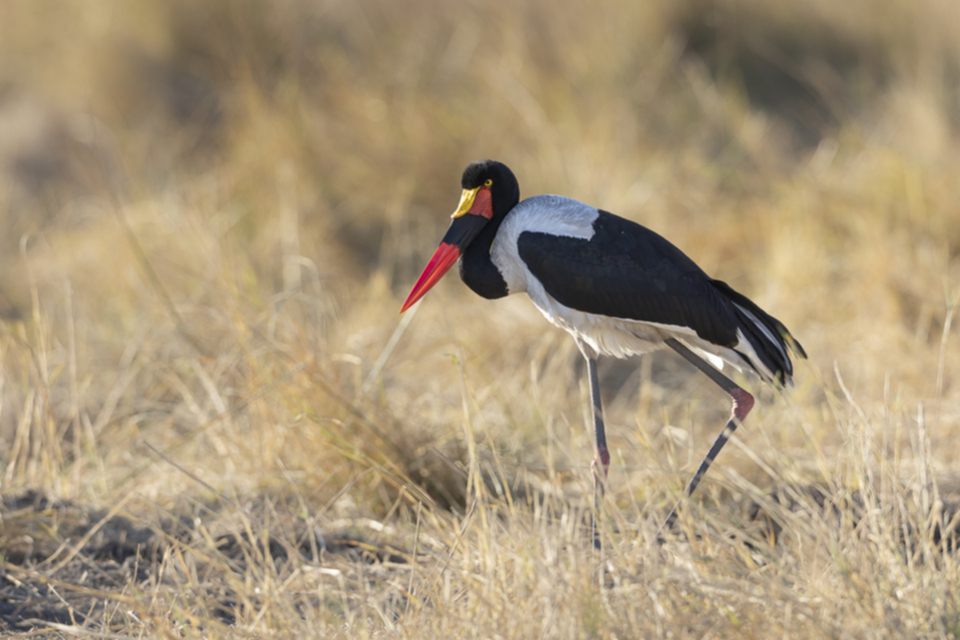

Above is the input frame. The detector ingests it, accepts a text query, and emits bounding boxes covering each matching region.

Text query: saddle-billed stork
[401,160,805,545]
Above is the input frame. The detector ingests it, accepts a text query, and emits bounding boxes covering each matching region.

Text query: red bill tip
[400,242,461,312]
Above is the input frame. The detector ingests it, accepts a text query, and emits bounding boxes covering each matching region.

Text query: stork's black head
[460,160,521,222]
[400,160,520,312]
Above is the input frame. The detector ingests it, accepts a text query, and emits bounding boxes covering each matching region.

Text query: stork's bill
[400,183,494,312]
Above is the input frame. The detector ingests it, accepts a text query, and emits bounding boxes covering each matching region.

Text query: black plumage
[517,210,804,383]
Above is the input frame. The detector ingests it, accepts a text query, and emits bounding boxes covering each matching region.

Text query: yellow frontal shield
[451,186,481,219]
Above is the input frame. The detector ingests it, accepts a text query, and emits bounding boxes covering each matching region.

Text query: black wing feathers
[517,210,804,382]
[518,211,741,347]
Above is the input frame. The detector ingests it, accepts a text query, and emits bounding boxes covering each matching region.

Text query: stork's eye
[484,179,493,187]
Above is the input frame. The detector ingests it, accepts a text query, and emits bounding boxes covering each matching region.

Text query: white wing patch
[489,195,598,295]
[529,278,780,382]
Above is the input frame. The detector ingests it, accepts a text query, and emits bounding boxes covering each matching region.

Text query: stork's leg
[657,338,755,536]
[578,341,609,550]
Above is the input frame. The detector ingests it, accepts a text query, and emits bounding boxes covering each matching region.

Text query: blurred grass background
[2,0,960,636]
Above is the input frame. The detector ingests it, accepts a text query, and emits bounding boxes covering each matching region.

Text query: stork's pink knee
[731,388,755,422]
[592,445,611,478]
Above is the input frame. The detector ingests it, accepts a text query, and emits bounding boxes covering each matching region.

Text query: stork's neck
[459,212,509,300]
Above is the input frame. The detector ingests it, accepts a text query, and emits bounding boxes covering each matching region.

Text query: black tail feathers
[712,280,806,385]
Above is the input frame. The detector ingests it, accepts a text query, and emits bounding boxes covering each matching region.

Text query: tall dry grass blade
[935,283,960,430]
[357,300,419,398]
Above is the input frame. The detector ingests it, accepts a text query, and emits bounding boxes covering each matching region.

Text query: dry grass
[2,0,960,637]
